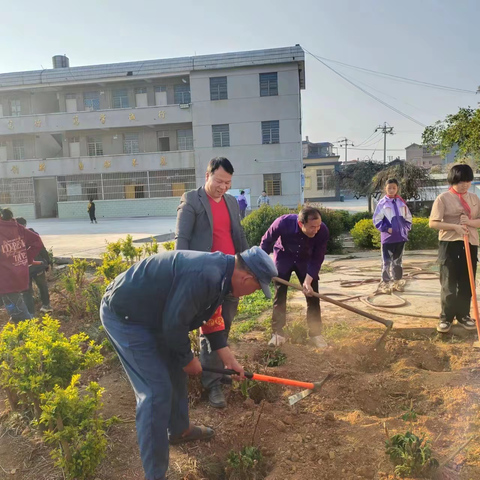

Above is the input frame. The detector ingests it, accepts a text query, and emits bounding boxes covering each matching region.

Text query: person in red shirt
[0,208,44,322]
[176,157,248,408]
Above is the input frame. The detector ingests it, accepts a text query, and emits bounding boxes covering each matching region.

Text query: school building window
[262,120,280,144]
[212,124,230,147]
[210,77,228,100]
[260,72,278,97]
[263,173,281,196]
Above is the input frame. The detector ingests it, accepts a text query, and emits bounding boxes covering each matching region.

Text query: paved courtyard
[23,198,369,259]
[27,217,177,258]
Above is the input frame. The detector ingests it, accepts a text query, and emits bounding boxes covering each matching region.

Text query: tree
[372,162,436,202]
[422,107,480,162]
[335,161,384,212]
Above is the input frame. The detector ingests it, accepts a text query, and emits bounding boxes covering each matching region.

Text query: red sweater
[0,220,44,295]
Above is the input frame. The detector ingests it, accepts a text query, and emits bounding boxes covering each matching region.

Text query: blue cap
[240,246,278,298]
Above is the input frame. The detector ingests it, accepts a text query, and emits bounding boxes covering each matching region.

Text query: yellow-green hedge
[350,218,438,250]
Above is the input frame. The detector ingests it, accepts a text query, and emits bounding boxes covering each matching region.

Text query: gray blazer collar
[199,187,214,230]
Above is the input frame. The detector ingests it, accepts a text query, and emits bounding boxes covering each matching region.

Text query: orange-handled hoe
[463,235,480,348]
[203,367,331,405]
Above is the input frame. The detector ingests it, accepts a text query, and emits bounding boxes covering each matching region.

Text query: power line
[303,48,427,128]
[311,53,476,94]
[354,130,381,147]
[341,70,442,118]
[350,147,405,152]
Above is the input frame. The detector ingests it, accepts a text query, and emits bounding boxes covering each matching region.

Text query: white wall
[190,64,303,207]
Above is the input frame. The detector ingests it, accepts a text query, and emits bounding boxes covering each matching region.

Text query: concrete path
[26,217,177,258]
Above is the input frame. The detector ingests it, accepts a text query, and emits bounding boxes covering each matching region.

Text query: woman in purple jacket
[237,190,248,220]
[373,179,412,293]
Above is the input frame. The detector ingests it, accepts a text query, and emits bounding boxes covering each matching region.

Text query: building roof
[0,46,305,91]
[405,143,422,149]
[302,141,334,147]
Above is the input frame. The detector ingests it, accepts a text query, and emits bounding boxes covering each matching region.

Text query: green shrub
[226,446,265,480]
[351,218,438,250]
[0,317,103,420]
[385,431,439,477]
[317,207,344,253]
[405,218,438,250]
[261,347,287,367]
[350,219,380,249]
[40,375,110,480]
[163,240,175,251]
[337,210,372,231]
[242,204,291,247]
[242,204,344,253]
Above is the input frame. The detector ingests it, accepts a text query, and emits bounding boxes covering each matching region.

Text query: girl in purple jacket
[373,179,412,293]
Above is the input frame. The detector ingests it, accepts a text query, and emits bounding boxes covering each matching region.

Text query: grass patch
[237,287,274,321]
[284,319,308,345]
[322,321,354,342]
[321,263,336,274]
[230,319,259,343]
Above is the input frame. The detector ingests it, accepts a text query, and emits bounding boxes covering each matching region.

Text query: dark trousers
[381,241,405,282]
[272,268,321,337]
[23,272,50,315]
[100,300,188,480]
[89,211,96,222]
[239,209,246,220]
[438,240,477,322]
[200,294,239,390]
[1,292,32,323]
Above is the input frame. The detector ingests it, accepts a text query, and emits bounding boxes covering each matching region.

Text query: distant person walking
[88,198,97,223]
[237,190,248,220]
[429,164,480,334]
[16,217,53,315]
[0,208,44,322]
[373,178,412,294]
[257,190,270,207]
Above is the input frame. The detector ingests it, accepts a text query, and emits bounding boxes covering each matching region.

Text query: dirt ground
[1,254,480,480]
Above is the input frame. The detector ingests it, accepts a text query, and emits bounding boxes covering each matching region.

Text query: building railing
[0,104,192,136]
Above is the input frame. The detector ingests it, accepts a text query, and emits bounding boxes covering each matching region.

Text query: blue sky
[1,0,478,161]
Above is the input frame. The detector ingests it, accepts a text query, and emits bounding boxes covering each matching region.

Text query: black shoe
[457,316,477,331]
[437,319,452,333]
[208,386,226,409]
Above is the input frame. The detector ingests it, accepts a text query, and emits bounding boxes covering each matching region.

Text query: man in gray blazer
[175,157,249,408]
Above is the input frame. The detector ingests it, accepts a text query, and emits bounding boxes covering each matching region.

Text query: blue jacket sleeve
[162,273,222,367]
[373,203,392,232]
[260,216,283,254]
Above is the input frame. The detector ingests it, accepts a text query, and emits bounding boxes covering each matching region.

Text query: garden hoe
[463,235,480,349]
[203,366,331,406]
[272,276,394,349]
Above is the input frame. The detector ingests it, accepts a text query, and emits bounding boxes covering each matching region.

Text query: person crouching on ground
[260,206,329,349]
[373,178,412,294]
[100,246,277,480]
[429,164,479,333]
[0,208,44,322]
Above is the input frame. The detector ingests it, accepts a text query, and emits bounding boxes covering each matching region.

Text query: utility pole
[375,122,394,164]
[338,137,354,163]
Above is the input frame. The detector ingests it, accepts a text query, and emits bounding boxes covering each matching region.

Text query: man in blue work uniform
[100,246,277,480]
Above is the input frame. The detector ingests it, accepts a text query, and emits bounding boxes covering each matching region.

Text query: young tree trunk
[56,416,72,463]
[367,194,373,214]
[5,388,18,412]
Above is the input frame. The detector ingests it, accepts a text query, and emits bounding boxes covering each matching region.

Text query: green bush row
[241,204,372,254]
[350,217,438,250]
[0,317,108,479]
